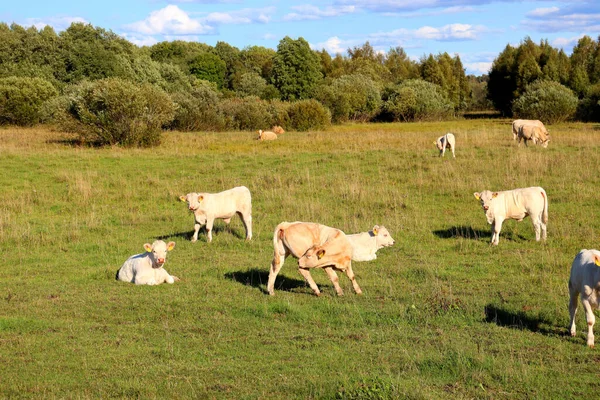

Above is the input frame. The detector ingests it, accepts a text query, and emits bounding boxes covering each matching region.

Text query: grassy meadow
[1,119,600,399]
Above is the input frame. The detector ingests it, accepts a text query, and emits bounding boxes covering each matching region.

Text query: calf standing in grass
[473,186,548,245]
[346,225,395,261]
[180,186,252,243]
[569,249,600,347]
[434,133,456,158]
[267,221,361,297]
[116,240,178,285]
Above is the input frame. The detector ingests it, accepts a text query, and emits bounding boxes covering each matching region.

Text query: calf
[179,186,252,243]
[473,186,548,245]
[434,133,456,158]
[116,240,178,285]
[346,225,395,261]
[257,130,277,141]
[271,125,285,135]
[267,221,361,297]
[568,249,600,347]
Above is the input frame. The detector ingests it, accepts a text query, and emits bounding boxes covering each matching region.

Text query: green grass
[1,120,599,399]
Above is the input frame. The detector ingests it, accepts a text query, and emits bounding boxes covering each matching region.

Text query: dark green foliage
[188,51,227,88]
[52,78,175,146]
[170,80,224,131]
[219,96,272,131]
[316,74,381,123]
[512,80,578,124]
[0,76,58,125]
[272,37,323,101]
[466,75,493,111]
[576,83,600,122]
[383,79,453,122]
[286,99,331,131]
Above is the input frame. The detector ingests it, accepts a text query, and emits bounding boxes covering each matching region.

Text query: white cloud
[383,5,476,17]
[463,62,492,74]
[119,33,158,47]
[370,23,486,43]
[205,7,273,25]
[526,7,559,18]
[125,5,213,35]
[24,16,87,31]
[311,36,349,54]
[552,34,586,50]
[284,5,356,21]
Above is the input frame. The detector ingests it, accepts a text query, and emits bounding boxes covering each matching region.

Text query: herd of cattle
[116,119,600,348]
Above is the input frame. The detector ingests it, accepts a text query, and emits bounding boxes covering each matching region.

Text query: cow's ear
[317,249,326,259]
[372,226,379,235]
[473,192,481,200]
[179,195,187,202]
[167,242,176,251]
[198,195,204,202]
[492,192,498,198]
[144,243,152,252]
[594,254,600,267]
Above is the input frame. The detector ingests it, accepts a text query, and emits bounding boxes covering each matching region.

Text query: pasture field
[1,120,599,399]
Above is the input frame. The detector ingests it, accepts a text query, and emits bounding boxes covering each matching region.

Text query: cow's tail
[541,188,548,224]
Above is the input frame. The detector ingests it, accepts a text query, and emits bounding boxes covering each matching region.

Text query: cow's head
[595,254,600,267]
[179,192,204,212]
[298,245,326,269]
[434,138,443,151]
[257,130,263,140]
[144,240,175,268]
[541,136,550,148]
[371,225,395,249]
[474,190,498,216]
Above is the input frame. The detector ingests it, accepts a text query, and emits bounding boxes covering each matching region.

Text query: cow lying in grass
[346,225,395,261]
[116,240,178,285]
[267,221,361,297]
[257,130,277,141]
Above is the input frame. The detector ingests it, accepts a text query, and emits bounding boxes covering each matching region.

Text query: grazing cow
[179,186,252,243]
[272,126,285,135]
[568,249,600,348]
[512,119,549,144]
[257,130,277,141]
[116,240,178,285]
[473,186,548,245]
[517,124,550,148]
[434,133,456,158]
[346,225,395,261]
[267,222,361,297]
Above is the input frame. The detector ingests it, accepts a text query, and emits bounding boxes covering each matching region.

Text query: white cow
[267,221,361,297]
[473,186,548,245]
[434,133,456,158]
[116,240,178,285]
[569,249,600,347]
[257,130,277,141]
[512,119,549,144]
[517,124,550,148]
[179,186,252,243]
[346,225,395,261]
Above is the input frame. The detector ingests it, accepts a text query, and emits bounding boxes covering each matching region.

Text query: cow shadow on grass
[433,226,528,242]
[484,304,564,337]
[155,225,245,242]
[224,268,321,295]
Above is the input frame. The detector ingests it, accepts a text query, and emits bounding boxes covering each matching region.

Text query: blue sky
[2,1,598,75]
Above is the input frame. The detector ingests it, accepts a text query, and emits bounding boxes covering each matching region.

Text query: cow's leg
[582,298,596,348]
[239,211,253,241]
[441,146,446,157]
[324,267,343,296]
[541,219,547,241]
[205,218,214,243]
[533,217,542,241]
[298,268,321,296]
[451,145,455,158]
[267,242,288,295]
[343,263,363,295]
[491,218,503,245]
[192,223,201,242]
[569,283,579,337]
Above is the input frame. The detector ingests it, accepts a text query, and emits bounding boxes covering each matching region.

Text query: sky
[1,0,599,76]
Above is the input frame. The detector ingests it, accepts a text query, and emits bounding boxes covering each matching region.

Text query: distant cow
[267,221,361,297]
[434,133,456,158]
[512,119,549,147]
[518,124,550,148]
[257,130,277,141]
[473,186,548,245]
[568,249,600,347]
[179,186,252,243]
[346,225,395,261]
[271,126,285,135]
[116,240,178,285]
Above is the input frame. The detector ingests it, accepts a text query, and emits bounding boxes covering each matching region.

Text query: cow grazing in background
[512,119,549,147]
[116,240,178,285]
[257,130,277,141]
[473,187,548,245]
[517,124,550,148]
[267,221,361,297]
[346,225,395,261]
[179,186,252,243]
[568,249,600,348]
[434,133,456,158]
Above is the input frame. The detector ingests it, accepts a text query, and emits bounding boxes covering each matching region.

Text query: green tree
[188,52,227,88]
[512,80,577,124]
[271,36,322,101]
[487,44,517,115]
[316,74,381,122]
[0,76,58,125]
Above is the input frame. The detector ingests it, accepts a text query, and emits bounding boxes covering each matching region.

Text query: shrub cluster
[512,80,578,124]
[170,81,224,131]
[287,99,331,131]
[383,79,453,122]
[0,76,58,125]
[577,83,600,122]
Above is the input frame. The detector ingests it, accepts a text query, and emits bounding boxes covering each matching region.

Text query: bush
[286,99,331,131]
[316,74,381,123]
[383,79,453,122]
[512,80,577,124]
[266,100,290,129]
[577,83,600,122]
[0,76,58,125]
[218,96,272,131]
[52,78,175,147]
[170,80,224,131]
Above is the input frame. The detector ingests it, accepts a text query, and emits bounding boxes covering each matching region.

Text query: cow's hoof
[570,330,576,337]
[191,238,197,243]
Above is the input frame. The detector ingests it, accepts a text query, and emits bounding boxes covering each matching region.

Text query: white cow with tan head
[116,240,178,285]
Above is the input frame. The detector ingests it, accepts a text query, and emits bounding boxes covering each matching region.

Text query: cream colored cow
[271,126,285,135]
[257,130,277,141]
[569,249,600,347]
[517,124,550,148]
[434,133,456,158]
[512,119,549,145]
[116,240,178,285]
[179,186,252,243]
[267,221,361,297]
[473,186,548,245]
[346,225,395,261]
